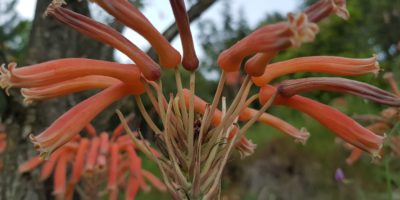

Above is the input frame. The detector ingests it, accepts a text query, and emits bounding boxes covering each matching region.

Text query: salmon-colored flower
[46,4,161,80]
[259,85,384,156]
[90,0,181,69]
[0,59,144,95]
[30,83,134,158]
[384,72,400,96]
[21,75,119,104]
[277,77,400,106]
[218,12,318,73]
[305,0,349,22]
[252,56,379,86]
[239,108,310,144]
[169,0,199,71]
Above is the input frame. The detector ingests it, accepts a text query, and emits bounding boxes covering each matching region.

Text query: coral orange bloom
[84,136,100,173]
[252,56,379,86]
[244,51,277,77]
[346,147,363,165]
[239,108,310,143]
[305,0,349,22]
[277,77,400,106]
[53,154,70,199]
[108,143,120,194]
[18,156,44,173]
[384,72,400,96]
[30,83,135,158]
[0,59,143,93]
[21,75,119,104]
[90,0,181,69]
[169,0,199,71]
[259,85,384,156]
[69,138,90,184]
[142,169,167,192]
[46,4,161,80]
[218,12,318,73]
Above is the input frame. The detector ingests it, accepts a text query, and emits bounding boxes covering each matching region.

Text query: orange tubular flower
[125,176,140,200]
[21,75,119,104]
[305,0,349,23]
[40,147,69,180]
[90,0,181,69]
[18,156,44,173]
[384,72,400,96]
[239,108,310,144]
[218,12,318,73]
[85,124,97,137]
[169,0,199,71]
[244,51,277,77]
[142,169,167,192]
[46,4,161,80]
[277,77,400,106]
[30,83,134,158]
[0,58,144,93]
[53,154,69,199]
[85,137,100,173]
[259,85,384,156]
[108,143,120,198]
[346,148,363,165]
[69,138,90,184]
[252,56,379,86]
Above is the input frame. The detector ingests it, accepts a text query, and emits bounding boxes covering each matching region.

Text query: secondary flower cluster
[18,119,165,200]
[1,0,399,199]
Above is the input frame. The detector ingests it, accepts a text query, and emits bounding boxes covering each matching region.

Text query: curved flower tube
[384,72,400,96]
[252,56,379,86]
[21,75,120,104]
[218,12,318,73]
[53,153,70,199]
[259,85,384,156]
[90,0,181,69]
[169,0,199,71]
[305,0,349,22]
[46,4,161,80]
[239,108,310,144]
[107,143,119,198]
[84,136,100,173]
[30,83,135,158]
[244,0,350,76]
[0,58,144,93]
[69,138,90,184]
[277,77,400,106]
[18,156,43,173]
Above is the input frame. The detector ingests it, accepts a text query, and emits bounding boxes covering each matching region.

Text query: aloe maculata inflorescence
[1,0,399,199]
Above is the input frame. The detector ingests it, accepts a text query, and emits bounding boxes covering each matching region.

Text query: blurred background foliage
[0,0,400,199]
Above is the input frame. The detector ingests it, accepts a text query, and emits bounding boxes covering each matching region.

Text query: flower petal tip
[294,127,310,145]
[287,13,319,48]
[333,0,350,20]
[29,134,51,160]
[0,62,16,96]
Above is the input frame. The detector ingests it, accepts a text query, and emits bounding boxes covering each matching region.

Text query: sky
[15,0,298,63]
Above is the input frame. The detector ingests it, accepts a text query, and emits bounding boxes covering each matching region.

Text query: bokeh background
[1,0,400,199]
